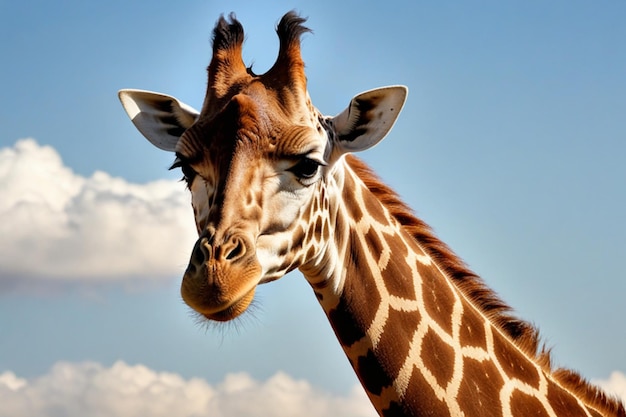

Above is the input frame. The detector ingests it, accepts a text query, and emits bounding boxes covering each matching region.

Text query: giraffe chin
[181,285,257,322]
[180,262,261,322]
[200,288,256,322]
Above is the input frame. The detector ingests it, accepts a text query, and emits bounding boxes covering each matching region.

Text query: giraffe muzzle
[181,233,262,321]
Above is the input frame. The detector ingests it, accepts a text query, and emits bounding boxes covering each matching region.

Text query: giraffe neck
[299,155,622,417]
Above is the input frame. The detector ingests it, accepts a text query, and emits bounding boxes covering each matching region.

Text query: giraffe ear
[118,89,200,152]
[332,86,408,154]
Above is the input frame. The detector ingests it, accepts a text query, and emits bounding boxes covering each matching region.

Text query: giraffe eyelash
[286,156,326,187]
[169,157,197,186]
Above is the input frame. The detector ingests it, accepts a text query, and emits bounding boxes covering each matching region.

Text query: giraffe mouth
[182,281,258,322]
[180,255,262,322]
[198,287,257,322]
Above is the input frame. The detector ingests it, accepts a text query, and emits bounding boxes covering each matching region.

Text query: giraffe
[118,12,625,417]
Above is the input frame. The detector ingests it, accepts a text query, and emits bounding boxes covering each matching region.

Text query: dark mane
[346,154,625,416]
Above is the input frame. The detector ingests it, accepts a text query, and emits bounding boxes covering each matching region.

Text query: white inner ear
[332,85,408,154]
[118,89,200,152]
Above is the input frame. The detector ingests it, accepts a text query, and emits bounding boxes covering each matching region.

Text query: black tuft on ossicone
[276,10,312,48]
[212,13,245,51]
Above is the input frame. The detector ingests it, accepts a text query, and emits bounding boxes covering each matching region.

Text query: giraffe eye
[170,157,197,186]
[289,158,321,181]
[180,164,197,184]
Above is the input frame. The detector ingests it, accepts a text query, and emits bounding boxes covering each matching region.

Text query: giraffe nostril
[191,233,249,265]
[191,237,211,264]
[187,237,210,276]
[224,237,246,261]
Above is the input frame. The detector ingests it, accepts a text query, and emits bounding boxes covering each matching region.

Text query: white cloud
[1,361,622,417]
[0,361,376,417]
[594,371,626,408]
[0,138,197,288]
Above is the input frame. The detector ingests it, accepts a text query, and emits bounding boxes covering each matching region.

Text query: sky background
[1,1,625,415]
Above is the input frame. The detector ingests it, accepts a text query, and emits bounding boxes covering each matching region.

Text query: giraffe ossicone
[119,11,625,417]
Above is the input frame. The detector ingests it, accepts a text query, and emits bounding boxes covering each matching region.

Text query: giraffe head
[119,12,407,321]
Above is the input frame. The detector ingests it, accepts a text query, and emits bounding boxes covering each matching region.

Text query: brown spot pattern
[420,328,456,388]
[492,331,541,387]
[510,391,552,417]
[418,260,456,336]
[457,358,504,416]
[165,11,625,417]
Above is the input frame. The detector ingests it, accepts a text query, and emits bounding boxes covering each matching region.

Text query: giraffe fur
[119,11,625,417]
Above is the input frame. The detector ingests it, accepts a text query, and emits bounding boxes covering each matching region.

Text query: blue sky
[1,1,625,415]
